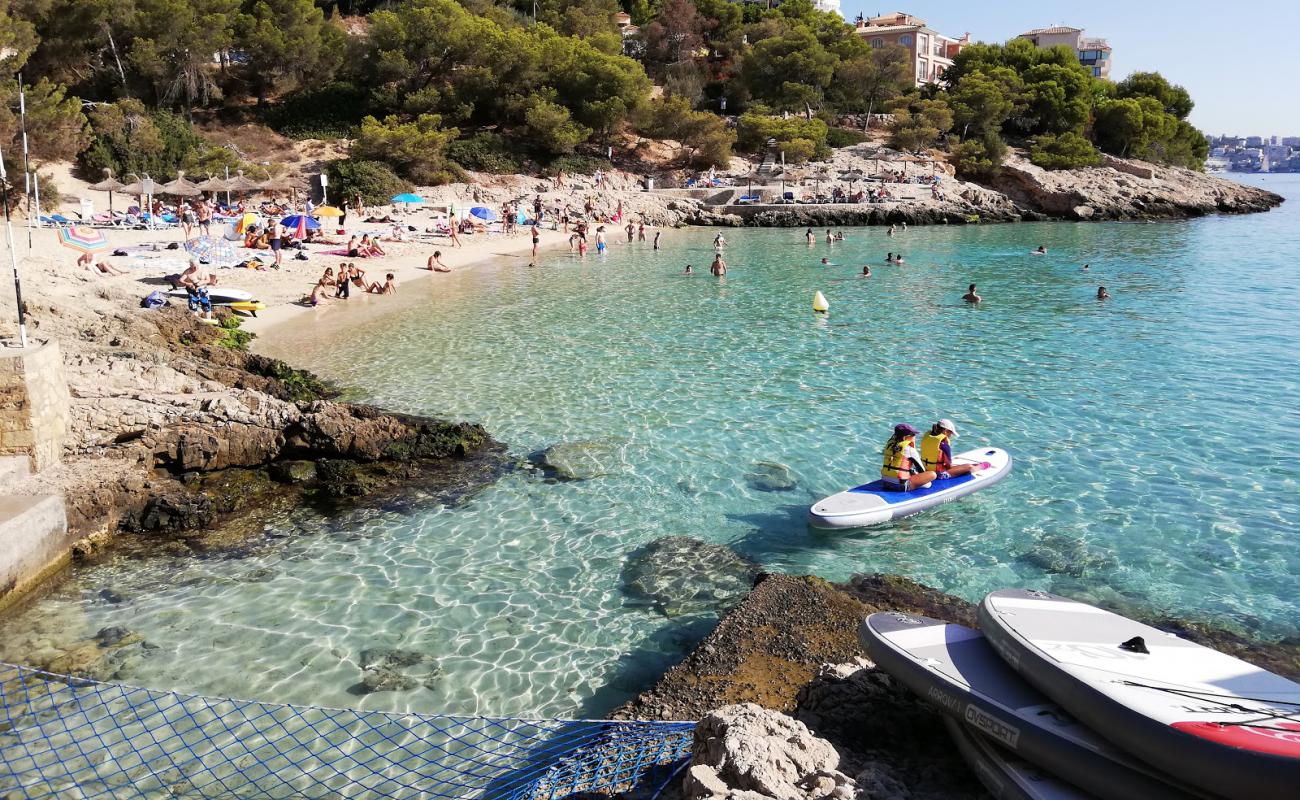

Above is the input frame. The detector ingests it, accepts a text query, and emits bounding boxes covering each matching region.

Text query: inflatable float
[860,613,1199,800]
[979,589,1300,800]
[808,447,1011,529]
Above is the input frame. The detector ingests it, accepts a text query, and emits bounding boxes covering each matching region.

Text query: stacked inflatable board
[861,590,1300,799]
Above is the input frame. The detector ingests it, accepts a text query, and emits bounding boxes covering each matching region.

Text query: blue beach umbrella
[469,206,498,222]
[391,193,423,204]
[280,214,321,231]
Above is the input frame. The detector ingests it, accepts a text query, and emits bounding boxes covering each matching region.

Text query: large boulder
[621,536,761,617]
[685,703,853,800]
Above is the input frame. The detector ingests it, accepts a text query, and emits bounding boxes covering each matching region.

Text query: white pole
[31,173,40,230]
[18,77,33,245]
[0,141,30,348]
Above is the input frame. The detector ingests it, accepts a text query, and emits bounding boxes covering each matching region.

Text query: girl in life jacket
[881,423,938,491]
[920,419,991,481]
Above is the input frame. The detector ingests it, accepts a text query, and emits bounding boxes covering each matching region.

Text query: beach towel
[319,248,371,258]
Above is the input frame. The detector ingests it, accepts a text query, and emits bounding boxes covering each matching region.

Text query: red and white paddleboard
[979,589,1300,800]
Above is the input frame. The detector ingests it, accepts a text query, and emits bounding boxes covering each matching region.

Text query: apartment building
[854,12,970,86]
[1016,26,1113,79]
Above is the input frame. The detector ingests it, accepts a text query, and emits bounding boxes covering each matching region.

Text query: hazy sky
[840,0,1300,136]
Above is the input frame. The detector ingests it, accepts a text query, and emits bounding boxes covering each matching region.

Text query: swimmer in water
[963,283,981,303]
[820,258,830,265]
[1081,263,1089,271]
[888,224,896,236]
[894,253,905,264]
[861,265,871,277]
[886,252,894,263]
[684,264,693,275]
[1097,286,1110,300]
[1032,245,1047,254]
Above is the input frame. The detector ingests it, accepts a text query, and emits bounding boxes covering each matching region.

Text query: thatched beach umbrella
[839,169,865,195]
[161,172,201,197]
[224,172,264,195]
[88,171,126,214]
[194,175,230,193]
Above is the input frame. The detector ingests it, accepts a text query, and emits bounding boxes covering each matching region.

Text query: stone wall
[0,339,71,472]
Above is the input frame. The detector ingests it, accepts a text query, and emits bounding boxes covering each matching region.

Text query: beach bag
[141,291,166,310]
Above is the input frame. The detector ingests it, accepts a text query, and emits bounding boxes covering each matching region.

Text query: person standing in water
[806,228,816,245]
[530,224,540,263]
[710,253,727,276]
[963,283,981,303]
[595,226,607,254]
[653,231,661,250]
[713,232,726,250]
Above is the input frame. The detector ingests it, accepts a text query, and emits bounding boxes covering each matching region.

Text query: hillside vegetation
[0,0,1208,201]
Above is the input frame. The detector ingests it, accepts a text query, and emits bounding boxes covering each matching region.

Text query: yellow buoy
[812,291,829,313]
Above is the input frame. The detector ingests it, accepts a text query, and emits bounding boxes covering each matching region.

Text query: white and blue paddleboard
[979,589,1300,800]
[166,288,256,306]
[860,613,1202,800]
[809,447,1011,529]
[943,717,1094,800]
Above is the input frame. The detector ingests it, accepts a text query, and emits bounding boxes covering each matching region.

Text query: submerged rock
[744,461,797,492]
[534,440,622,481]
[269,460,318,484]
[1019,533,1117,577]
[351,647,444,694]
[621,536,761,618]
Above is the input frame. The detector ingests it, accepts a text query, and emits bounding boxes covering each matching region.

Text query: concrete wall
[0,339,70,472]
[0,493,70,612]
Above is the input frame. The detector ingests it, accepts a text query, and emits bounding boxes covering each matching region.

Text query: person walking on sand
[196,199,212,237]
[710,253,727,276]
[269,219,284,268]
[448,219,462,248]
[963,283,981,304]
[426,251,451,272]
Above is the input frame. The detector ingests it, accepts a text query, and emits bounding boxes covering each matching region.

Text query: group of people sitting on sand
[306,262,396,305]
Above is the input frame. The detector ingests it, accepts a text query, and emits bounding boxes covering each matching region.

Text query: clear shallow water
[2,175,1297,719]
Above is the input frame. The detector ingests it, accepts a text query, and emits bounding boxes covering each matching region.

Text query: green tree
[0,79,91,164]
[828,44,912,122]
[739,26,835,112]
[353,114,460,183]
[735,112,828,158]
[638,95,734,167]
[888,98,952,152]
[1029,131,1101,169]
[950,132,1007,180]
[1116,71,1193,119]
[129,0,241,111]
[524,97,591,155]
[236,0,346,102]
[0,2,39,74]
[324,159,411,205]
[948,67,1021,138]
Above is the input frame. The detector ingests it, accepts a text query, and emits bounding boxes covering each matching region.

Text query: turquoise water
[2,175,1297,719]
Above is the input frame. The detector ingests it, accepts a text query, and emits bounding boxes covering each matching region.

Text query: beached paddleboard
[809,447,1011,529]
[943,717,1094,800]
[166,288,255,305]
[860,613,1200,800]
[979,589,1300,800]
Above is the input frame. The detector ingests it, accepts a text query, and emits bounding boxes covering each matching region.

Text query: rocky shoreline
[612,569,1300,800]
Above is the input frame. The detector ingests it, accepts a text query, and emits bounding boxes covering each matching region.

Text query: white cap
[938,418,958,436]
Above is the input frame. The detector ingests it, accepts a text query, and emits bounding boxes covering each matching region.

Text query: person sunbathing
[425,252,451,272]
[359,234,385,257]
[76,252,128,276]
[367,273,398,294]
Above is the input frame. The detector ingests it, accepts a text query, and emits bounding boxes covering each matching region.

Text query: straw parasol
[194,174,230,193]
[161,172,201,197]
[224,171,264,194]
[89,171,127,215]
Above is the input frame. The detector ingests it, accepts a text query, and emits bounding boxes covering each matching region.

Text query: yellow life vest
[920,432,949,470]
[881,439,917,479]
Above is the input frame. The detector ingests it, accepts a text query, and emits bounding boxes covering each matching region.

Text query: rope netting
[0,662,695,799]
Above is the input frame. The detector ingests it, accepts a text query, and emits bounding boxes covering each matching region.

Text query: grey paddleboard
[979,589,1300,800]
[859,612,1203,800]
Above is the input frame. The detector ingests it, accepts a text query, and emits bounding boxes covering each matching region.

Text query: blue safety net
[0,662,695,799]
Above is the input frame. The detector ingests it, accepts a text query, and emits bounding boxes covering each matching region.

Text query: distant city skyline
[840,0,1300,136]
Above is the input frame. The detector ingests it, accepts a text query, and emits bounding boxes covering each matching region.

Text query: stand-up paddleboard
[979,590,1300,800]
[809,447,1011,529]
[943,717,1094,800]
[860,613,1201,800]
[166,288,256,306]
